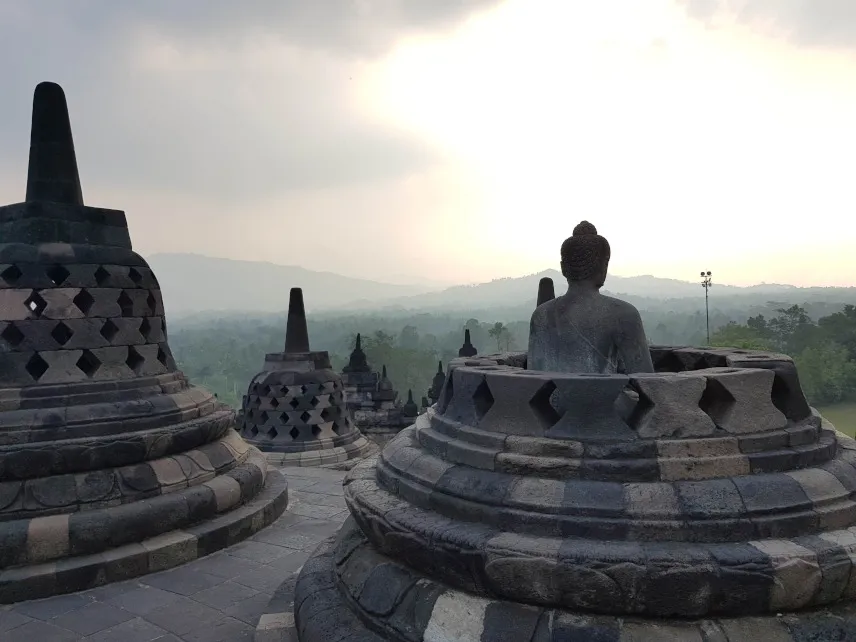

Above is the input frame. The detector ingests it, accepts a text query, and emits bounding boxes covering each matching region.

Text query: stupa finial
[26,82,83,205]
[537,277,555,307]
[284,288,310,353]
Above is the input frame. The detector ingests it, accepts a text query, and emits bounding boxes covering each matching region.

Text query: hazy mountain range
[146,253,855,317]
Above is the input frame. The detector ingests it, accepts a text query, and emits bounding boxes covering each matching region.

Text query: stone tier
[295,522,856,642]
[0,468,287,604]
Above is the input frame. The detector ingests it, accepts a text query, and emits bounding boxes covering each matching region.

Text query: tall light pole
[700,271,712,345]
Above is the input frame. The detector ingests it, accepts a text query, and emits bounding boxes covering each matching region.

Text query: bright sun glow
[361,0,856,286]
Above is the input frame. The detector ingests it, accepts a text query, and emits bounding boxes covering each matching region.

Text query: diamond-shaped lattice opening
[139,317,152,341]
[259,385,271,397]
[72,289,95,315]
[269,397,280,409]
[331,421,341,434]
[25,291,47,316]
[529,381,561,429]
[125,346,145,372]
[472,379,495,421]
[699,378,736,425]
[25,353,49,380]
[1,323,25,347]
[94,265,110,285]
[289,426,301,440]
[259,410,269,423]
[249,425,259,437]
[1,264,23,284]
[620,385,649,429]
[100,319,119,342]
[128,267,144,285]
[289,397,300,409]
[771,374,792,416]
[320,407,333,421]
[76,349,101,377]
[146,292,157,315]
[156,346,169,368]
[51,321,74,346]
[310,395,321,407]
[300,411,312,423]
[437,373,454,414]
[46,264,70,286]
[300,385,308,394]
[654,351,685,373]
[280,412,289,423]
[269,426,279,439]
[311,424,322,437]
[117,291,134,317]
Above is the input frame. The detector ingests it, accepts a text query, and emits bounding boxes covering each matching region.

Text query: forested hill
[147,253,856,318]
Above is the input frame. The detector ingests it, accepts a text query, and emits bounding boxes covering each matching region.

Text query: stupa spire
[537,277,555,307]
[284,287,310,353]
[458,328,477,357]
[26,82,83,205]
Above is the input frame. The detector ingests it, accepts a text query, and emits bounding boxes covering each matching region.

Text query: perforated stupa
[0,82,288,602]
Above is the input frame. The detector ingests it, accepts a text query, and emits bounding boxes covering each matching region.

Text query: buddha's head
[560,221,611,288]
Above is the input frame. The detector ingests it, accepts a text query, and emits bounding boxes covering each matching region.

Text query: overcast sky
[1,0,854,287]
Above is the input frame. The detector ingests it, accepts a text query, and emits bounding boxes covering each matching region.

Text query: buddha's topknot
[560,221,610,283]
[573,221,598,236]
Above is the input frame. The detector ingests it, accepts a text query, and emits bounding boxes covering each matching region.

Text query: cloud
[679,0,856,49]
[0,1,502,206]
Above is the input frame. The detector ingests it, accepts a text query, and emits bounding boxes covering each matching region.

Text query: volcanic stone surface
[239,288,371,466]
[0,82,288,603]
[293,346,856,640]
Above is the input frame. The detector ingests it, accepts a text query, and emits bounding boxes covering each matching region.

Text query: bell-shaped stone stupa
[0,82,288,602]
[239,288,371,466]
[292,221,856,640]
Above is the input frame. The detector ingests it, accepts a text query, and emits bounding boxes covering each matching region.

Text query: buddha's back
[527,221,654,375]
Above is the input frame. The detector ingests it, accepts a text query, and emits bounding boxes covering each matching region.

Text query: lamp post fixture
[701,270,712,345]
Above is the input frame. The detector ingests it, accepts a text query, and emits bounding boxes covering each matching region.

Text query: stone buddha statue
[528,221,654,374]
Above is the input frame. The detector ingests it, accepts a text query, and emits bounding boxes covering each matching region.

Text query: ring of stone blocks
[0,339,177,386]
[372,427,856,542]
[436,362,807,444]
[0,370,191,414]
[0,379,222,444]
[293,525,856,642]
[344,455,856,617]
[0,406,234,480]
[0,465,289,604]
[0,425,251,521]
[446,345,811,423]
[243,420,363,453]
[0,261,160,291]
[418,409,830,482]
[265,436,373,467]
[0,441,269,571]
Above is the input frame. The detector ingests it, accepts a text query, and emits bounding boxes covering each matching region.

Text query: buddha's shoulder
[600,294,643,318]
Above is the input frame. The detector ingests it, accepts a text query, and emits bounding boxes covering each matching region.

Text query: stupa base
[262,435,374,467]
[0,461,288,603]
[295,519,856,642]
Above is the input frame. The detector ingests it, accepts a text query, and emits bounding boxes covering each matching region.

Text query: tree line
[167,303,855,409]
[710,305,856,405]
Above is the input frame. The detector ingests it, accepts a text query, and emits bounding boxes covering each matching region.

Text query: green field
[818,402,856,437]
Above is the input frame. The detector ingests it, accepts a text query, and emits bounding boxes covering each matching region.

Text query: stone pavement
[0,466,349,642]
